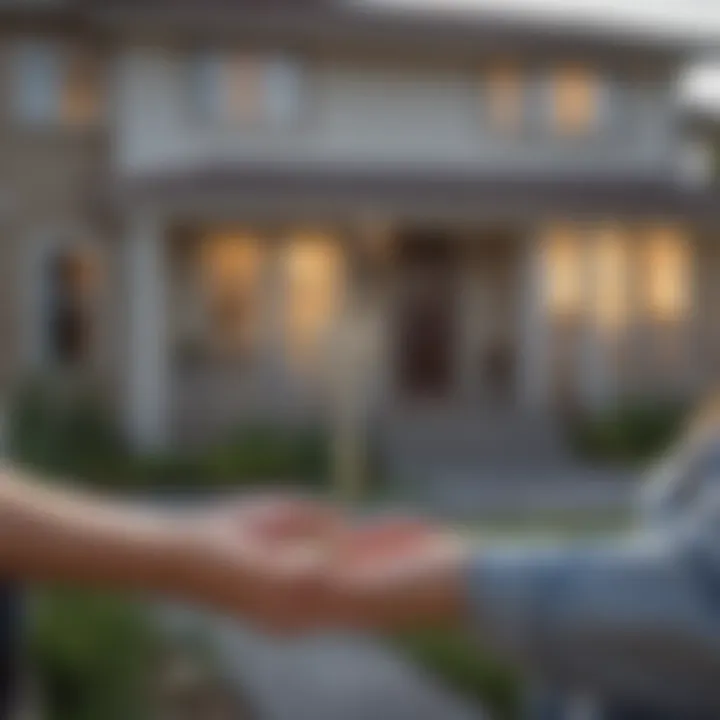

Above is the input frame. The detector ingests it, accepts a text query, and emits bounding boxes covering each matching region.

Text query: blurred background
[0,0,719,717]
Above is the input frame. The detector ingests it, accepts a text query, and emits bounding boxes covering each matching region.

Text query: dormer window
[189,52,303,129]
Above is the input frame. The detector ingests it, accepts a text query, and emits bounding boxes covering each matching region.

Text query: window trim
[10,40,64,126]
[543,64,608,140]
[10,39,102,129]
[482,60,526,137]
[188,50,303,131]
[24,230,100,370]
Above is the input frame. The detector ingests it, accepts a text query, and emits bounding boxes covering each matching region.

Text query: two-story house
[0,0,718,465]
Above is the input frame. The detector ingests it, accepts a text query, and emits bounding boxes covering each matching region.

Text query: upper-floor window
[484,62,525,134]
[548,65,603,136]
[679,137,717,186]
[190,52,303,129]
[10,41,102,127]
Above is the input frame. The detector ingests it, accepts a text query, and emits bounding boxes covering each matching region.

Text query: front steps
[380,405,576,485]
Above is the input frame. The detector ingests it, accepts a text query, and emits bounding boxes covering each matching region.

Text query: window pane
[484,63,524,134]
[543,224,582,318]
[190,53,223,121]
[190,52,300,127]
[283,234,343,368]
[265,57,303,128]
[46,249,97,366]
[643,226,691,322]
[593,226,628,332]
[551,66,601,135]
[225,56,265,124]
[62,50,102,126]
[201,234,263,358]
[12,42,62,124]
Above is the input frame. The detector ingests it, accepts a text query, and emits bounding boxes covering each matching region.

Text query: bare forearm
[333,534,470,630]
[0,465,197,596]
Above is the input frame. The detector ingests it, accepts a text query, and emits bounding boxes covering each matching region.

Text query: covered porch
[122,212,715,451]
[116,167,720,451]
[123,218,533,447]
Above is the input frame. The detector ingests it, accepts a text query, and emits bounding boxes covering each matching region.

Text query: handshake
[171,497,467,634]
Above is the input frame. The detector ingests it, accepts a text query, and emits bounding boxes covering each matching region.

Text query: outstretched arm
[0,464,193,592]
[0,464,337,631]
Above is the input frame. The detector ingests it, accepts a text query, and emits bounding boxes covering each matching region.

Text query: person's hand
[325,516,469,631]
[175,496,343,633]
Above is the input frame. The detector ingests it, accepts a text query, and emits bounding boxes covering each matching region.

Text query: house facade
[0,0,719,455]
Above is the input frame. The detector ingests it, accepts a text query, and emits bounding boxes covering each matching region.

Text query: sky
[362,0,720,31]
[360,0,720,107]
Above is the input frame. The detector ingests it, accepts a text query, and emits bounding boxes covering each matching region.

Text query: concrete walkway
[153,466,641,720]
[158,606,486,720]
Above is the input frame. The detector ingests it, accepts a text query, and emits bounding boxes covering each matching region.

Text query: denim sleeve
[466,534,720,712]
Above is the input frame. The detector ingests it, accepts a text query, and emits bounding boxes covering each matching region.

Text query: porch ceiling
[111,164,720,223]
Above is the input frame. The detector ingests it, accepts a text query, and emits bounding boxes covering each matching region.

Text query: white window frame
[11,40,64,125]
[24,231,100,369]
[189,51,303,129]
[482,62,526,136]
[543,65,609,138]
[10,40,99,128]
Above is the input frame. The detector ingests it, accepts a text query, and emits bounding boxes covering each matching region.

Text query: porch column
[519,232,551,410]
[125,210,169,450]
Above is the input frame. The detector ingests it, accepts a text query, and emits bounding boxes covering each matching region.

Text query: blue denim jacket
[467,433,720,719]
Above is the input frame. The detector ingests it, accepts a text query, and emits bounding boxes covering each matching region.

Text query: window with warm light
[200,234,264,358]
[643,226,692,322]
[550,65,602,136]
[283,234,343,368]
[191,52,302,128]
[62,50,103,126]
[544,224,583,318]
[484,62,524,134]
[11,41,101,127]
[43,248,98,366]
[593,227,628,332]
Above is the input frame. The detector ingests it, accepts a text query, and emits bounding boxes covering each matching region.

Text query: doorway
[393,231,458,399]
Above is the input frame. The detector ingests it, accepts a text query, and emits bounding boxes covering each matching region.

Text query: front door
[394,232,458,399]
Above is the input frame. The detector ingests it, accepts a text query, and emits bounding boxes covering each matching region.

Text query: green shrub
[570,400,689,464]
[6,377,339,493]
[202,425,330,487]
[29,589,160,720]
[6,378,129,487]
[394,629,520,720]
